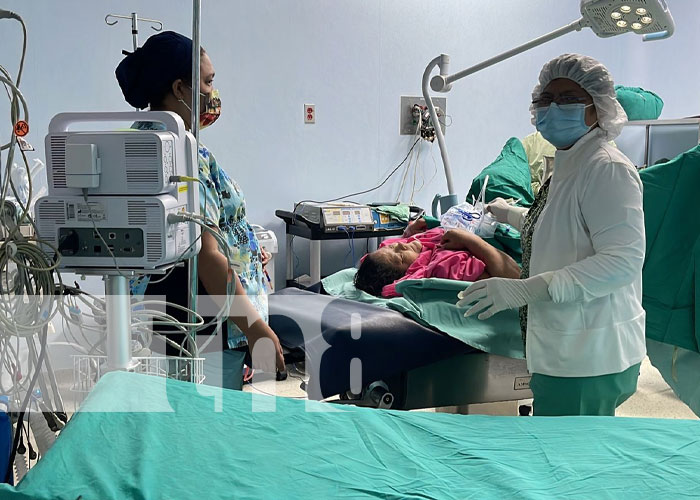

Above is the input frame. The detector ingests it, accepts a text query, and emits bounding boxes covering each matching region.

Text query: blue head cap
[115,31,194,109]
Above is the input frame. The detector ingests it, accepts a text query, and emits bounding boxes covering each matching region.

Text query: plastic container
[440,202,497,238]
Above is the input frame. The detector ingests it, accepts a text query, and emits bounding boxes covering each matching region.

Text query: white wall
[2,0,698,286]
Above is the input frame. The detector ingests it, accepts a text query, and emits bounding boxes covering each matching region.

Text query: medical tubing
[350,227,356,265]
[0,10,26,86]
[164,214,236,349]
[0,75,28,152]
[5,327,48,483]
[0,10,27,154]
[396,119,421,202]
[0,242,60,336]
[475,175,489,234]
[294,137,420,207]
[28,406,56,455]
[82,189,128,279]
[132,301,205,328]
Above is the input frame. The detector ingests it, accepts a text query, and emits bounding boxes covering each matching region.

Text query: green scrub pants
[530,362,641,416]
[202,348,248,391]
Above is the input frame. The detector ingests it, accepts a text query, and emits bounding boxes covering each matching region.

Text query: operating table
[269,287,532,410]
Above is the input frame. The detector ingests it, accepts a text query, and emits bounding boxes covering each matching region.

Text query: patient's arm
[439,229,520,279]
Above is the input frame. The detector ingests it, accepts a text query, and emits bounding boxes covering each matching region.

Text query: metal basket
[72,355,205,394]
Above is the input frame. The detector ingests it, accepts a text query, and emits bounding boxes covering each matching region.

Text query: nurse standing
[460,54,646,416]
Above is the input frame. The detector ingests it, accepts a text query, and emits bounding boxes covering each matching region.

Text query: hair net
[115,31,193,109]
[530,54,627,141]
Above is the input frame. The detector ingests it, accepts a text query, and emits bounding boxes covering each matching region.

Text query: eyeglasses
[532,96,591,108]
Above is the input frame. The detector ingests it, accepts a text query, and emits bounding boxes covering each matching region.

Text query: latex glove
[403,217,427,237]
[486,198,529,231]
[457,275,552,320]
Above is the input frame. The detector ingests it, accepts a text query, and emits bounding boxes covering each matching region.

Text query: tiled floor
[243,356,699,419]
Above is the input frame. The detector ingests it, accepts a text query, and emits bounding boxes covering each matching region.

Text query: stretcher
[3,371,699,500]
[269,287,532,410]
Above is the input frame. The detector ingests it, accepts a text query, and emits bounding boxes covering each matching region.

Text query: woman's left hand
[260,249,271,268]
[439,228,478,250]
[403,217,427,237]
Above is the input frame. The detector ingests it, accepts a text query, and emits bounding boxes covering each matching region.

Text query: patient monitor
[35,112,200,269]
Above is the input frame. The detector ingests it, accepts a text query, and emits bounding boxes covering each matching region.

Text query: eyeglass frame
[532,94,594,108]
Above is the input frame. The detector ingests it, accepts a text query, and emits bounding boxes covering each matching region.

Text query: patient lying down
[354,226,520,298]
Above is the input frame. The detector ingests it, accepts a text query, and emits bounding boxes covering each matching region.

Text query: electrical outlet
[399,96,446,135]
[304,104,315,124]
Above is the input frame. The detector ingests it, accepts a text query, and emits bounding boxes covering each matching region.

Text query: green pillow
[615,85,664,121]
[467,137,535,208]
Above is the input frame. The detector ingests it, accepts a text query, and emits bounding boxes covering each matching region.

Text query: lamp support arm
[422,17,584,197]
[422,55,455,195]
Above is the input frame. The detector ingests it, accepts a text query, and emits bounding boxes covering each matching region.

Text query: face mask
[535,103,595,149]
[179,87,222,129]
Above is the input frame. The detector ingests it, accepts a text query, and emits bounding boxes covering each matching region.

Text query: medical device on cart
[34,111,201,375]
[36,112,200,269]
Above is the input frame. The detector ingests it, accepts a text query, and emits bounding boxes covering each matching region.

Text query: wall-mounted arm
[422,18,584,198]
[422,55,456,195]
[431,19,584,92]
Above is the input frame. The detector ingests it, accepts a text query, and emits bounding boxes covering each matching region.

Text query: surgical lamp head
[580,0,674,41]
[429,0,675,93]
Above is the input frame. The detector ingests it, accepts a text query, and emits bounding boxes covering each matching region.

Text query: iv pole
[103,7,201,366]
[105,12,163,53]
[105,13,163,112]
[188,0,201,354]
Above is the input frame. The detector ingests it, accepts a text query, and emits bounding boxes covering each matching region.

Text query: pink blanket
[381,228,486,297]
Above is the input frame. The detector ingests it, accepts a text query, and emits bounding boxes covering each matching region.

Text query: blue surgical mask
[535,103,595,149]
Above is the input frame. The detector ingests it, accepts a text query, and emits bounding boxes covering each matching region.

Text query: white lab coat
[527,127,646,377]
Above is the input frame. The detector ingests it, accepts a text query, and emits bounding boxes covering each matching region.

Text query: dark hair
[353,252,405,297]
[115,31,206,109]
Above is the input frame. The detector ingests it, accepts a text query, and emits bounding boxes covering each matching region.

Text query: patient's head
[354,240,422,296]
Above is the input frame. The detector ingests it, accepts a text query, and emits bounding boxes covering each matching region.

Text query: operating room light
[422,0,675,202]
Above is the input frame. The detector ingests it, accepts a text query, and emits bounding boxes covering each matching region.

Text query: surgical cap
[115,31,193,109]
[530,54,627,141]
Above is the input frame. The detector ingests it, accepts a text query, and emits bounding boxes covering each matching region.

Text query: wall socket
[399,95,447,135]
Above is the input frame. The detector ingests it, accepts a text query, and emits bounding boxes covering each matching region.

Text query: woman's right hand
[486,198,529,231]
[247,323,286,373]
[439,228,479,250]
[403,217,427,237]
[485,198,512,223]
